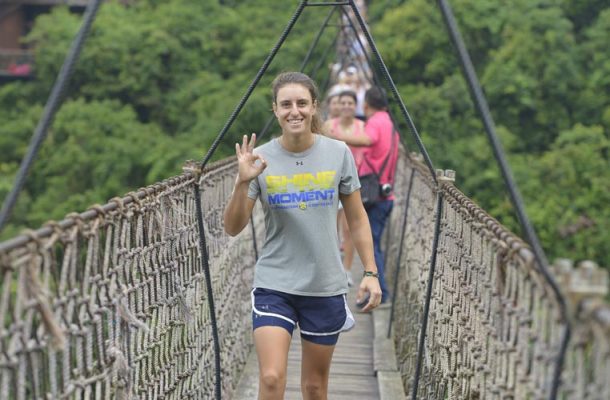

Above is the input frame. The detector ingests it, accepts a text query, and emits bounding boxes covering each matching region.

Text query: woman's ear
[272,102,278,116]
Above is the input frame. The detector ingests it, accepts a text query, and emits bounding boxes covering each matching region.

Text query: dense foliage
[368,0,609,267]
[0,0,608,267]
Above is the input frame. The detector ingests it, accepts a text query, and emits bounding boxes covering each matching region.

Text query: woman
[324,92,342,120]
[223,72,381,400]
[322,91,367,287]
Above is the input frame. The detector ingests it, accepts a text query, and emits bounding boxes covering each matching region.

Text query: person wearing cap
[343,66,369,121]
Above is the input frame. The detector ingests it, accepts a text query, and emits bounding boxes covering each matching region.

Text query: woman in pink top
[323,90,366,286]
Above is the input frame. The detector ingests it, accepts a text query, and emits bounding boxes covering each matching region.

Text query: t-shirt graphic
[265,170,336,211]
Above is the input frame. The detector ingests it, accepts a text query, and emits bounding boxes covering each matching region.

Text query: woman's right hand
[236,133,267,183]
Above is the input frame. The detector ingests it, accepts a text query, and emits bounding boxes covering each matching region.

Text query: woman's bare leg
[254,326,292,400]
[300,339,336,400]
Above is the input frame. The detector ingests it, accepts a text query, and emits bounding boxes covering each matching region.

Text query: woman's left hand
[357,276,382,312]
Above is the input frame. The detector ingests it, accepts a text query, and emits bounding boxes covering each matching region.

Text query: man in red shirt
[330,86,398,306]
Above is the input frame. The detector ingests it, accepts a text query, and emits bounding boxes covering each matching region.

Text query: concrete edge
[230,345,258,399]
[373,308,407,400]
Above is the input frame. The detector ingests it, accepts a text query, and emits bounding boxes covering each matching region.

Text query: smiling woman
[271,71,323,151]
[223,72,383,399]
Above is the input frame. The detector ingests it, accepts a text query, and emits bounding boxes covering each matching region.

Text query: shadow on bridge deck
[232,259,406,400]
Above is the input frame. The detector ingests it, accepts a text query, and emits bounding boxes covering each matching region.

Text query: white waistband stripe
[251,289,296,326]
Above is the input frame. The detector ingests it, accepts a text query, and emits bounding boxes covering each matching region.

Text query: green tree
[24,99,165,227]
[514,124,610,266]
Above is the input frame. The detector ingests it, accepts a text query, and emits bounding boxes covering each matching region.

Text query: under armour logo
[296,161,303,166]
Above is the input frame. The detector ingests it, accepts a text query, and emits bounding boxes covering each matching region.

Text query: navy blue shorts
[251,288,355,345]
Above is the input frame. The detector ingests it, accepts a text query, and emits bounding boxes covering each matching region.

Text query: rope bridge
[1,1,609,399]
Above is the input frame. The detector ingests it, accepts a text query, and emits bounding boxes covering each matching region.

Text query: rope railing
[384,149,610,400]
[0,158,261,399]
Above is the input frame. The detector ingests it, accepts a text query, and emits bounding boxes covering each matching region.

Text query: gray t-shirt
[248,135,361,296]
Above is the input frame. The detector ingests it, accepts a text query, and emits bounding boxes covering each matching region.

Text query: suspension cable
[411,192,443,400]
[198,1,307,169]
[0,0,104,233]
[301,6,338,72]
[308,28,341,85]
[192,3,308,399]
[387,168,416,339]
[337,7,378,86]
[192,186,222,400]
[311,26,341,94]
[340,3,448,399]
[436,1,570,397]
[346,0,437,183]
[259,8,340,141]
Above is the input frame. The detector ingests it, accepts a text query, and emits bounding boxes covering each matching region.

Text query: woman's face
[339,95,356,119]
[328,96,341,118]
[273,83,317,136]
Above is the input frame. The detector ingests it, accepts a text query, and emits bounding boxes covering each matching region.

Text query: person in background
[324,91,342,121]
[343,65,369,120]
[327,86,398,308]
[322,90,366,287]
[223,72,382,399]
[328,69,352,98]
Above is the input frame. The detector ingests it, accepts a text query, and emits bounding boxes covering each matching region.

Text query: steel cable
[436,1,570,397]
[0,0,104,233]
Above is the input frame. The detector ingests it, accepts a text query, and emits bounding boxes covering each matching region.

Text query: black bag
[358,125,398,207]
[359,173,381,207]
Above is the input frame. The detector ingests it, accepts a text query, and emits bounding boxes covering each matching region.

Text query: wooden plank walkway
[232,261,380,399]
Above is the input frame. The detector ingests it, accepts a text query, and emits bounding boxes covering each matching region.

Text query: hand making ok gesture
[235,133,267,183]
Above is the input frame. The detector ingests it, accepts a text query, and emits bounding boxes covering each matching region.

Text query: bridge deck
[233,261,381,399]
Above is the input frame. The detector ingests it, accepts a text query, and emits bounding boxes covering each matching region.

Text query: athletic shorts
[251,288,355,345]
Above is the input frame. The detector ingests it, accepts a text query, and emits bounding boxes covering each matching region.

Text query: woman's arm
[335,130,372,146]
[223,181,257,236]
[340,190,382,311]
[223,134,267,236]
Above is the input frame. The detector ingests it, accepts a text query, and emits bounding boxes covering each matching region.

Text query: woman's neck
[279,132,316,153]
[339,116,354,128]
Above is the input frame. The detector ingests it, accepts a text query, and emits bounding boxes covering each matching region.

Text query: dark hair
[325,93,339,103]
[272,72,322,134]
[365,86,388,110]
[338,90,357,103]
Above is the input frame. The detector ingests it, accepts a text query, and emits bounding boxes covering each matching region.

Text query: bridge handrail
[0,157,233,253]
[0,156,255,399]
[388,149,609,399]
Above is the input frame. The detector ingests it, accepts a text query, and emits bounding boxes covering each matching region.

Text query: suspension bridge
[0,1,608,399]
